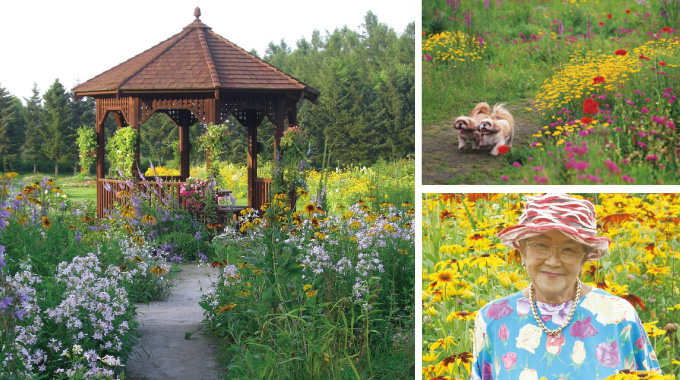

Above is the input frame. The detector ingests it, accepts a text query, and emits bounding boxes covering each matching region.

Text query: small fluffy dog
[477,103,515,156]
[453,102,491,150]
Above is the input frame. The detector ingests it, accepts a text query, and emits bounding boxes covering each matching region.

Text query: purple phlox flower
[103,181,112,192]
[74,231,82,244]
[195,230,202,240]
[298,160,307,171]
[0,296,14,309]
[198,251,208,263]
[14,309,27,320]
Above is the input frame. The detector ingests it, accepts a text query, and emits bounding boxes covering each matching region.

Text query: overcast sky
[0,0,415,102]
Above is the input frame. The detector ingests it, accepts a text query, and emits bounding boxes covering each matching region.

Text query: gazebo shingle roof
[72,12,318,100]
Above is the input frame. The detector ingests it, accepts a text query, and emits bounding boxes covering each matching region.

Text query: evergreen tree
[0,84,16,171]
[43,79,72,176]
[22,83,46,174]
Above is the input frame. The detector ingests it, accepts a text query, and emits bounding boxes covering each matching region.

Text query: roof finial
[194,7,201,20]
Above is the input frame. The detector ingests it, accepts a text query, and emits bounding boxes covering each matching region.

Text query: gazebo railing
[254,177,272,210]
[97,177,274,218]
[97,178,185,218]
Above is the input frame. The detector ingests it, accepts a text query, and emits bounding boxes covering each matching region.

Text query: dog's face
[477,118,498,134]
[454,116,477,131]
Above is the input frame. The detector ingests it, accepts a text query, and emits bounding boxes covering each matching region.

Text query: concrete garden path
[126,264,224,380]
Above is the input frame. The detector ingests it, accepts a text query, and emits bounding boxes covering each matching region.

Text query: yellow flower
[41,216,51,228]
[215,302,237,314]
[305,289,317,298]
[428,336,456,351]
[150,266,168,276]
[446,310,477,323]
[422,351,440,363]
[141,215,157,226]
[642,321,666,337]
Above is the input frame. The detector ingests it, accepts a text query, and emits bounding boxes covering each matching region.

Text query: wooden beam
[179,110,191,180]
[96,103,106,218]
[130,98,141,179]
[246,109,257,208]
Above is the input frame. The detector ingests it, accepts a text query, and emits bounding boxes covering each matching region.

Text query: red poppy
[599,21,605,26]
[661,27,671,32]
[626,9,631,14]
[583,98,600,114]
[497,145,510,155]
[607,14,612,19]
[592,76,605,84]
[615,49,628,56]
[499,63,502,66]
[639,54,650,60]
[659,61,666,66]
[580,116,594,124]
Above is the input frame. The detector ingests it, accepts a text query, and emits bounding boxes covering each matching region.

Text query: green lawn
[62,186,96,202]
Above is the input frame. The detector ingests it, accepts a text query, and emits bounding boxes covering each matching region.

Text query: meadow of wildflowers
[0,143,415,378]
[422,193,680,379]
[0,171,201,378]
[423,0,680,184]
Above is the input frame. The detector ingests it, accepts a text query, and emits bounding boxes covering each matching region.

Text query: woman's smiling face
[520,229,587,304]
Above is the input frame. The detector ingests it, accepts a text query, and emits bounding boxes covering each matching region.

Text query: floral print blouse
[471,288,661,380]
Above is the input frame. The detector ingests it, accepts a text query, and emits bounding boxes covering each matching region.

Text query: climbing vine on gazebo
[107,128,138,178]
[76,126,97,176]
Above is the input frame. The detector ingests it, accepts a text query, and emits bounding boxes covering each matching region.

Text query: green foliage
[21,83,46,173]
[202,194,415,379]
[0,85,19,171]
[265,12,415,167]
[43,79,73,176]
[76,126,97,176]
[107,127,138,178]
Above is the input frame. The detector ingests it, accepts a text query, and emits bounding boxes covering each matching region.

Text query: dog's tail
[492,103,515,129]
[470,102,491,117]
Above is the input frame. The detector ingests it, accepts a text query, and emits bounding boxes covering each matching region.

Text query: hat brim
[498,223,610,261]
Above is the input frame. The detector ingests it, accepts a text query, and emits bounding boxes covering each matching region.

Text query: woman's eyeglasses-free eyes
[525,240,585,263]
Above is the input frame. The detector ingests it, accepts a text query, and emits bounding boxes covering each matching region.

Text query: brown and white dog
[453,102,491,150]
[477,104,515,156]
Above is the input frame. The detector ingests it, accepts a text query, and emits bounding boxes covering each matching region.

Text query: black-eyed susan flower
[150,266,168,276]
[215,303,237,314]
[41,216,51,228]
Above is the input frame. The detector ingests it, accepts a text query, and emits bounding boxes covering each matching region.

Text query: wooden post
[96,105,106,218]
[246,109,257,208]
[179,110,191,180]
[130,98,141,179]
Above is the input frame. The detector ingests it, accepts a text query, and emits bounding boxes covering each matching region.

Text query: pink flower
[513,162,522,168]
[605,159,621,174]
[533,166,543,171]
[486,299,514,319]
[546,333,566,355]
[499,323,509,341]
[501,352,517,370]
[569,316,599,339]
[646,154,659,161]
[641,107,650,113]
[501,175,509,181]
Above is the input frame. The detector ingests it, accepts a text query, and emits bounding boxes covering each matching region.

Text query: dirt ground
[422,100,540,185]
[125,264,225,380]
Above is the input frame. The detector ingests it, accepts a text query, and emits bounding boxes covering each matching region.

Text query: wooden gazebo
[73,8,319,218]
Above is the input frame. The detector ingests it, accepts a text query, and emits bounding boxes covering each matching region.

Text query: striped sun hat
[497,193,610,261]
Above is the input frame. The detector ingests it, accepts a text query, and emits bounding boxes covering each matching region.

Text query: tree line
[0,12,414,175]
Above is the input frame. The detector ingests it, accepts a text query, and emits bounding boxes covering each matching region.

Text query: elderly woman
[471,194,661,380]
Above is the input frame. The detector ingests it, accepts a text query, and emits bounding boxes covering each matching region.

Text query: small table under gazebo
[72,7,319,218]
